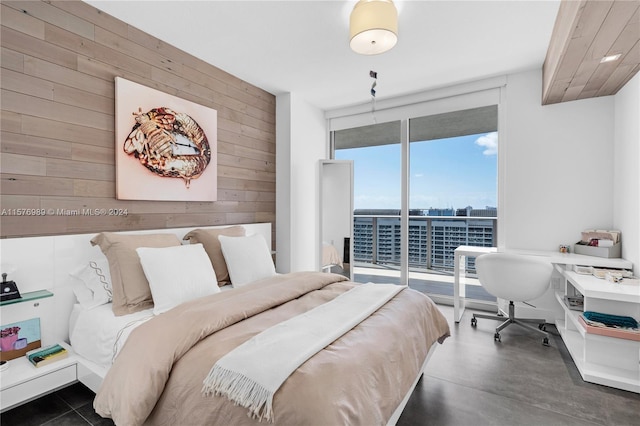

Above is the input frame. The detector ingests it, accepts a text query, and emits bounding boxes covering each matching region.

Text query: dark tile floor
[2,305,638,425]
[1,382,113,426]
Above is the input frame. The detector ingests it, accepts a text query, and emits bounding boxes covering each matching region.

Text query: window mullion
[400,119,409,286]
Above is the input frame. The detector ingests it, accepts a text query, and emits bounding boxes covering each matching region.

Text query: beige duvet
[94,272,450,426]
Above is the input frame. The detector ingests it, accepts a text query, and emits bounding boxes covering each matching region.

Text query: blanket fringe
[202,365,274,423]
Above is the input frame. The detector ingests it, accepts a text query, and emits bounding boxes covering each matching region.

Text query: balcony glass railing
[350,214,497,302]
[353,214,497,274]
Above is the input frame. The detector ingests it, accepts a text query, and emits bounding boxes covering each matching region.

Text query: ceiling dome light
[350,0,398,55]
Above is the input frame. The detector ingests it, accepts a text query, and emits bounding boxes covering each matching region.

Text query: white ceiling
[86,0,561,111]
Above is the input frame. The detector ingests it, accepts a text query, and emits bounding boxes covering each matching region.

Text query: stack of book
[25,344,68,367]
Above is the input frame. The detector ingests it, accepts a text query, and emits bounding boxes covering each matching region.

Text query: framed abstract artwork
[115,77,218,201]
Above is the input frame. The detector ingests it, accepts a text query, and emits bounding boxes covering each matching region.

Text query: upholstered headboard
[0,223,272,345]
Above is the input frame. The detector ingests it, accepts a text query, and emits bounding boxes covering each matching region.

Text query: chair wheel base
[543,337,549,346]
[471,317,477,327]
[494,332,501,342]
[539,323,546,331]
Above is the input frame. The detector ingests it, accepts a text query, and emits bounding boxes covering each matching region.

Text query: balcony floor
[348,264,497,302]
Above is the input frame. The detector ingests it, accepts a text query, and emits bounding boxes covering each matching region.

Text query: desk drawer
[1,364,77,411]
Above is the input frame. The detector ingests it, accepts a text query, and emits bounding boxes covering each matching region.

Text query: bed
[9,223,449,425]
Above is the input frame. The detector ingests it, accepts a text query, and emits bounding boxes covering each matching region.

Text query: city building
[354,208,497,271]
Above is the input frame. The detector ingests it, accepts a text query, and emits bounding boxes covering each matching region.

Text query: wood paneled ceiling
[542,0,640,105]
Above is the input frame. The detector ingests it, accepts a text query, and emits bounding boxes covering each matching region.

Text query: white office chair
[471,252,553,345]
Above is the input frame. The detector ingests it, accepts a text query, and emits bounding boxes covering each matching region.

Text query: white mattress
[69,303,154,368]
[69,285,236,368]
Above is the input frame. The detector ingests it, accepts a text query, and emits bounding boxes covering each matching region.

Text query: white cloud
[475,132,498,156]
[414,173,424,178]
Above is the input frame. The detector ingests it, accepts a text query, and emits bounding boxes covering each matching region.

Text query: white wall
[613,73,640,271]
[276,93,327,272]
[504,70,615,251]
[275,94,292,273]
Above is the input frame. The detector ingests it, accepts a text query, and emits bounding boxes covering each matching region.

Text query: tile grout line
[74,406,95,426]
[38,408,75,426]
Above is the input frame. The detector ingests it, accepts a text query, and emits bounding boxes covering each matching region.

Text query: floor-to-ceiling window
[329,84,503,306]
[407,106,497,301]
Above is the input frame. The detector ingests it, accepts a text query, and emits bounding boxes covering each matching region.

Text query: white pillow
[136,244,220,315]
[218,234,276,287]
[70,260,113,310]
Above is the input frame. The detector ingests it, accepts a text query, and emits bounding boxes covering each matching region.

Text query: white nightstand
[0,341,78,412]
[0,290,79,412]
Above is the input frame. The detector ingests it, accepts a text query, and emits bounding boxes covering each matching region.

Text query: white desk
[453,246,634,323]
[453,246,496,323]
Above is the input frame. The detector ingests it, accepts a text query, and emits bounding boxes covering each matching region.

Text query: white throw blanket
[202,283,405,422]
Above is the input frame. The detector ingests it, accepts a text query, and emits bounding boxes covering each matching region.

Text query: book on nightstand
[25,344,68,367]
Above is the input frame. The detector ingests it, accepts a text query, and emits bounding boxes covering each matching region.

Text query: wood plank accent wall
[0,0,276,239]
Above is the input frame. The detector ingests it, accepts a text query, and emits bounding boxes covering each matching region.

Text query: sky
[335,132,498,211]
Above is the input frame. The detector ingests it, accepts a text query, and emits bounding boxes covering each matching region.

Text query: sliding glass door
[329,87,501,305]
[408,106,497,302]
